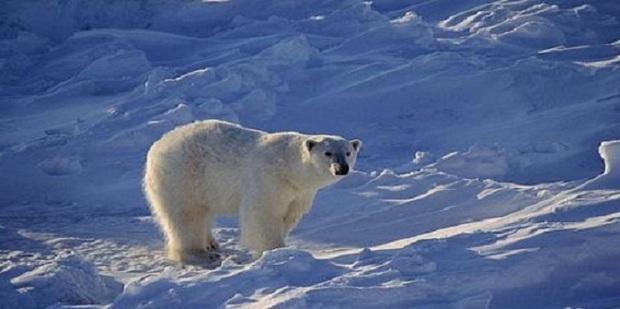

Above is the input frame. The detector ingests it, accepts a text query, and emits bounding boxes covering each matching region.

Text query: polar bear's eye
[324,152,332,157]
[346,152,351,156]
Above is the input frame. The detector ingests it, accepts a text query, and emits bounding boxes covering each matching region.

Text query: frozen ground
[1,0,619,307]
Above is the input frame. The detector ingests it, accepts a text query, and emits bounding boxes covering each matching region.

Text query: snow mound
[600,140,620,176]
[9,254,121,308]
[581,140,620,190]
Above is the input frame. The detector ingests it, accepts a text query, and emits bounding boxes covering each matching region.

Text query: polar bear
[143,120,361,263]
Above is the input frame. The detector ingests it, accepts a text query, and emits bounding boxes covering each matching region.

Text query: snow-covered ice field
[1,0,619,307]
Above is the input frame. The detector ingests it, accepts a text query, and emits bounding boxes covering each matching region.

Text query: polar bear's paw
[172,248,222,267]
[205,238,220,252]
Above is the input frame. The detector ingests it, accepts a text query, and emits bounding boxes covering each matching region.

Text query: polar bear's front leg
[283,191,316,236]
[239,188,291,256]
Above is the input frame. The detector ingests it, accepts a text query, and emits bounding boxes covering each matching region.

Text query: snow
[580,140,620,190]
[9,254,121,308]
[600,140,620,175]
[1,0,619,308]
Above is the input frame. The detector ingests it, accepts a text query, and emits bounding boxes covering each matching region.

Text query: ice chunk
[231,89,276,121]
[161,103,194,125]
[413,151,435,165]
[258,35,321,67]
[578,140,620,190]
[391,11,420,25]
[600,140,620,176]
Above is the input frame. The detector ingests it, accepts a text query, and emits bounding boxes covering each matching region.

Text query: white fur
[143,120,361,262]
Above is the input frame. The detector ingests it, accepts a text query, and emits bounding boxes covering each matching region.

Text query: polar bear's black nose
[334,163,349,175]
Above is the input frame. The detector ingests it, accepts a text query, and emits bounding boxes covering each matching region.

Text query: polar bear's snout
[331,162,349,176]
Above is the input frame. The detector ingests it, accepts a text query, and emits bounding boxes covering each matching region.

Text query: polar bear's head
[304,136,362,179]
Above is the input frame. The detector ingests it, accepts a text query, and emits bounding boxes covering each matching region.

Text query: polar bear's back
[150,120,263,163]
[145,120,264,214]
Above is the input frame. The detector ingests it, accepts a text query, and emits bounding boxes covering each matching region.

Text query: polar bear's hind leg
[148,189,209,262]
[204,212,219,251]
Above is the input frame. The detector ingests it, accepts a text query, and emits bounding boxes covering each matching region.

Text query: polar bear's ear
[305,140,317,152]
[350,139,362,151]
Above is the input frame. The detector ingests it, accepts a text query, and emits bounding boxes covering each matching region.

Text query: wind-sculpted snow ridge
[1,0,619,307]
[580,139,620,190]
